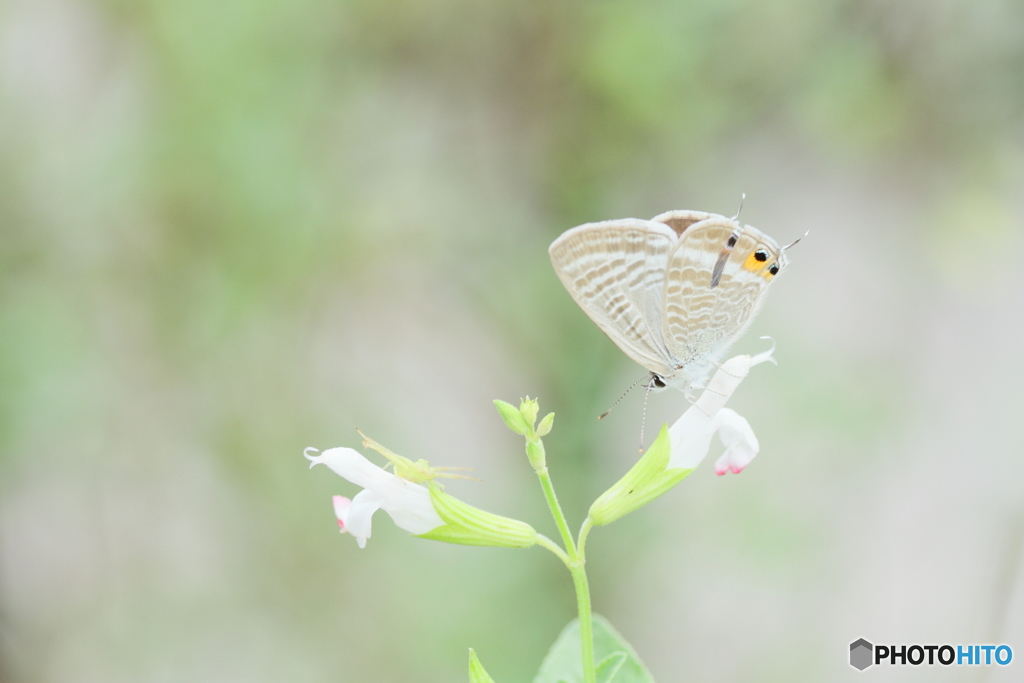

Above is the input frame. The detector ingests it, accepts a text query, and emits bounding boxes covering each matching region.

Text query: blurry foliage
[1,0,1023,681]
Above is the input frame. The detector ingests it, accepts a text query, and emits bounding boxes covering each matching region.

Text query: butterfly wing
[649,209,712,237]
[549,218,676,376]
[661,217,785,367]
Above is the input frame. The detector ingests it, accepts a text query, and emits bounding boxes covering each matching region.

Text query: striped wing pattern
[550,210,786,388]
[662,222,779,364]
[548,219,677,376]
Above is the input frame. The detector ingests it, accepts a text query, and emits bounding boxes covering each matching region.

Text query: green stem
[534,466,577,557]
[532,464,596,683]
[570,559,595,683]
[536,533,571,567]
[574,517,596,683]
[578,517,594,560]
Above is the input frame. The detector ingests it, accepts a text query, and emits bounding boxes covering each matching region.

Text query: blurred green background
[2,0,1023,681]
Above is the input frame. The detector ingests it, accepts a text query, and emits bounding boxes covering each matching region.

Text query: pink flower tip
[332,495,352,533]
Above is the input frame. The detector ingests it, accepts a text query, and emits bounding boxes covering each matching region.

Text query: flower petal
[667,348,774,470]
[346,489,383,548]
[380,482,445,536]
[306,447,398,492]
[306,446,444,546]
[332,495,352,531]
[712,408,760,475]
[667,403,716,470]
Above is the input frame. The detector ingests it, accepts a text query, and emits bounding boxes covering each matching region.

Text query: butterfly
[549,208,793,394]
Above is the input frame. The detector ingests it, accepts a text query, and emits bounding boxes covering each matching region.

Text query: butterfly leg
[681,393,715,418]
[707,359,744,379]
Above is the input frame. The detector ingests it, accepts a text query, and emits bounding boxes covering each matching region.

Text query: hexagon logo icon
[850,638,873,670]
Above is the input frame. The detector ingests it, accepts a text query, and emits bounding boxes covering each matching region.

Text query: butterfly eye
[754,250,768,262]
[768,263,779,276]
[651,375,667,389]
[726,234,738,248]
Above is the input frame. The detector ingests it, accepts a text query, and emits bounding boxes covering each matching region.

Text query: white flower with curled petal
[305,447,444,548]
[668,340,775,475]
[588,340,778,526]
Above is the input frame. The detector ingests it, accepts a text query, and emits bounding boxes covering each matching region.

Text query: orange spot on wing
[741,252,777,280]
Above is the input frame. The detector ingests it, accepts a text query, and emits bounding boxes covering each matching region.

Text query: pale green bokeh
[2,1,1023,681]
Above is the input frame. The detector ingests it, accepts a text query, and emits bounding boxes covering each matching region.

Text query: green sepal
[588,424,692,527]
[417,483,538,548]
[469,649,497,683]
[494,400,531,435]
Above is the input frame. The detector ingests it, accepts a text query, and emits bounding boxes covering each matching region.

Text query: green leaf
[596,653,628,683]
[533,615,655,683]
[469,649,497,683]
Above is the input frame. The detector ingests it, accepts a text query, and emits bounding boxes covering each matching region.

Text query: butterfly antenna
[783,230,809,250]
[598,373,650,420]
[637,378,658,452]
[732,193,746,221]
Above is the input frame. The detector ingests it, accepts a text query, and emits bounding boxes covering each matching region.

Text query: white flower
[708,408,759,475]
[304,447,444,548]
[332,495,352,531]
[668,342,775,475]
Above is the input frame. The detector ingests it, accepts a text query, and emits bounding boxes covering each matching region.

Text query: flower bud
[535,412,555,437]
[519,397,540,429]
[494,400,531,436]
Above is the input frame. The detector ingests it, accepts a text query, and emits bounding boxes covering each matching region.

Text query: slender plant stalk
[536,533,571,566]
[569,559,595,683]
[535,466,576,554]
[534,465,596,683]
[578,517,594,560]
